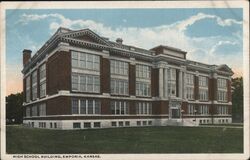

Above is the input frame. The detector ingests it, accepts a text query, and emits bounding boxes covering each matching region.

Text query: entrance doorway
[171,109,180,118]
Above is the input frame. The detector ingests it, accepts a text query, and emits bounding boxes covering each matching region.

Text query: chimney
[23,49,32,66]
[116,38,123,44]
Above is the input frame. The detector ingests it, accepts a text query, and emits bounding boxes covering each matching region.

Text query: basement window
[94,122,101,128]
[148,121,152,125]
[125,121,130,126]
[137,121,141,126]
[73,122,81,129]
[84,122,91,128]
[111,122,117,127]
[118,121,124,127]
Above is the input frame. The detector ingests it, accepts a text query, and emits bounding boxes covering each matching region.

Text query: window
[32,71,37,100]
[39,103,46,116]
[73,123,81,129]
[218,78,227,89]
[217,106,228,115]
[94,122,101,128]
[188,104,195,115]
[110,60,128,75]
[137,121,141,126]
[217,90,227,102]
[50,123,53,128]
[84,122,91,128]
[186,87,194,100]
[39,122,46,128]
[186,74,194,85]
[125,121,130,126]
[136,102,152,115]
[217,78,228,102]
[71,73,100,93]
[199,76,208,87]
[199,105,209,115]
[40,81,46,98]
[39,64,46,98]
[72,99,79,114]
[136,64,151,97]
[136,82,151,96]
[148,121,152,125]
[118,121,124,127]
[186,73,194,100]
[31,105,37,117]
[71,51,100,71]
[110,101,129,115]
[199,89,208,101]
[26,76,31,102]
[143,121,147,126]
[26,107,31,117]
[136,64,151,79]
[71,99,101,115]
[111,122,117,127]
[54,123,57,128]
[111,79,128,95]
[168,68,176,96]
[198,76,208,101]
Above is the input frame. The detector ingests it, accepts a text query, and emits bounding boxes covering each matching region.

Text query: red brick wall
[129,100,136,115]
[101,98,110,114]
[153,100,168,114]
[46,96,71,115]
[100,57,110,93]
[151,68,159,97]
[194,75,199,100]
[209,78,213,101]
[129,64,136,96]
[47,51,71,95]
[182,102,188,114]
[23,50,31,66]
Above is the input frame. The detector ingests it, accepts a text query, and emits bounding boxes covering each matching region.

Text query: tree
[231,77,243,123]
[6,92,23,124]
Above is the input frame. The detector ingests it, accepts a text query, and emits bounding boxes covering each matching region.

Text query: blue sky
[5,8,243,94]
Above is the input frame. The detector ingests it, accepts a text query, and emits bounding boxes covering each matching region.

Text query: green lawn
[6,125,243,154]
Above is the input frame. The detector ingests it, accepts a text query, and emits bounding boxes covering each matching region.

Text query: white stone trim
[109,56,131,62]
[136,77,151,83]
[110,74,128,80]
[72,68,100,75]
[164,68,168,98]
[23,91,154,106]
[159,68,164,97]
[178,70,183,99]
[187,101,212,104]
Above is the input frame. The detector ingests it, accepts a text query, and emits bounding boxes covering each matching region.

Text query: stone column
[183,71,187,99]
[159,68,164,98]
[164,68,168,98]
[178,69,183,98]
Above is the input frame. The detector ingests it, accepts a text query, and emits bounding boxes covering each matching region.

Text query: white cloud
[18,12,243,77]
[208,40,238,57]
[174,12,242,31]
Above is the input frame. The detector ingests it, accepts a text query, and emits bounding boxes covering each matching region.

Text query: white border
[1,1,249,160]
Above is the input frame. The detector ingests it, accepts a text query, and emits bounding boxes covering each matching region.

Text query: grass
[6,125,243,154]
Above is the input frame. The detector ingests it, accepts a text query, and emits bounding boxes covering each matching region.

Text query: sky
[5,8,243,95]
